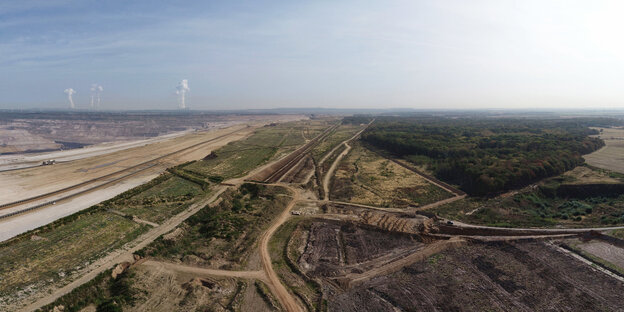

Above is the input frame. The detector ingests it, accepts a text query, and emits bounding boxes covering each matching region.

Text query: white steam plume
[64,88,76,109]
[176,79,190,109]
[90,84,103,109]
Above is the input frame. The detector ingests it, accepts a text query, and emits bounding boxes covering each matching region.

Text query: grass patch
[609,229,624,240]
[254,280,281,311]
[140,184,291,270]
[0,172,209,306]
[133,175,202,199]
[311,124,361,162]
[184,120,332,180]
[0,212,147,299]
[432,187,624,228]
[330,143,453,208]
[37,269,137,312]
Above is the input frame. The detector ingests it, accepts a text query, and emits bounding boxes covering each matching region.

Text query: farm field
[585,127,624,173]
[330,143,452,208]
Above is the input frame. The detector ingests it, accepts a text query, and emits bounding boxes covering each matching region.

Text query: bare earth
[572,239,624,269]
[585,127,624,173]
[0,115,307,242]
[0,126,251,241]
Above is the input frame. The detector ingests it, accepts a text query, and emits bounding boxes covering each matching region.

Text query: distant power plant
[64,88,76,109]
[176,79,190,109]
[90,84,103,109]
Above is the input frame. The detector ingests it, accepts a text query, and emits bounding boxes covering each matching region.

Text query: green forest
[362,117,613,195]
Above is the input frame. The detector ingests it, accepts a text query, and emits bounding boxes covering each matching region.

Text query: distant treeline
[342,115,374,125]
[362,117,615,195]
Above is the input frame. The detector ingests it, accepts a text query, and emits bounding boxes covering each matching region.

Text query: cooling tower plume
[64,88,76,109]
[176,79,190,109]
[90,84,103,109]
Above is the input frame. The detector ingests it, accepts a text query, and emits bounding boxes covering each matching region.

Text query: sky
[2,0,624,110]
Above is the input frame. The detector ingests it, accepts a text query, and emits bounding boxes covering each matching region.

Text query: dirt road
[258,185,304,312]
[141,260,267,280]
[323,143,351,201]
[411,194,467,211]
[321,124,371,201]
[19,186,228,312]
[450,220,624,233]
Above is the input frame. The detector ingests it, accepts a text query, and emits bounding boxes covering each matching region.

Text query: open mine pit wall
[323,203,434,234]
[0,112,304,154]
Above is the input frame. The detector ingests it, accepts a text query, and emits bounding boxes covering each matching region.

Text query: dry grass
[331,143,452,208]
[585,127,624,173]
[0,212,147,299]
[560,166,621,185]
[184,120,330,179]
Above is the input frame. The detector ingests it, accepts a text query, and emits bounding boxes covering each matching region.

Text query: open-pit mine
[1,113,624,312]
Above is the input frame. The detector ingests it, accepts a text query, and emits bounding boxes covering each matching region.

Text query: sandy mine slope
[0,115,306,242]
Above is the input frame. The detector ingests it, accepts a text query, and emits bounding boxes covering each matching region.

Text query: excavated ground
[323,203,434,234]
[281,155,315,184]
[297,220,430,281]
[127,264,242,312]
[328,240,624,311]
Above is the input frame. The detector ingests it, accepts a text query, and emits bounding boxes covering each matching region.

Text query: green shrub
[96,299,122,312]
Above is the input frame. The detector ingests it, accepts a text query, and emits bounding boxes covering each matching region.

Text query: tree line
[361,117,613,195]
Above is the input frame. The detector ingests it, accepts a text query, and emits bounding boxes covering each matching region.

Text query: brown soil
[330,143,453,208]
[127,262,241,312]
[329,240,624,311]
[570,238,624,269]
[298,221,424,279]
[280,155,315,184]
[323,203,434,234]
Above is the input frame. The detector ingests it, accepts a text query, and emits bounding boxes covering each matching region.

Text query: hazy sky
[2,0,624,110]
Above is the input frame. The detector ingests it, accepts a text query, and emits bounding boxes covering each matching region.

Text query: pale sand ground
[0,128,195,171]
[0,115,307,242]
[0,172,158,241]
[0,126,248,204]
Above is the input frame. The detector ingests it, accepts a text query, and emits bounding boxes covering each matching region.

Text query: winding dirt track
[258,184,303,312]
[323,143,351,201]
[140,260,267,280]
[19,186,229,312]
[321,123,371,201]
